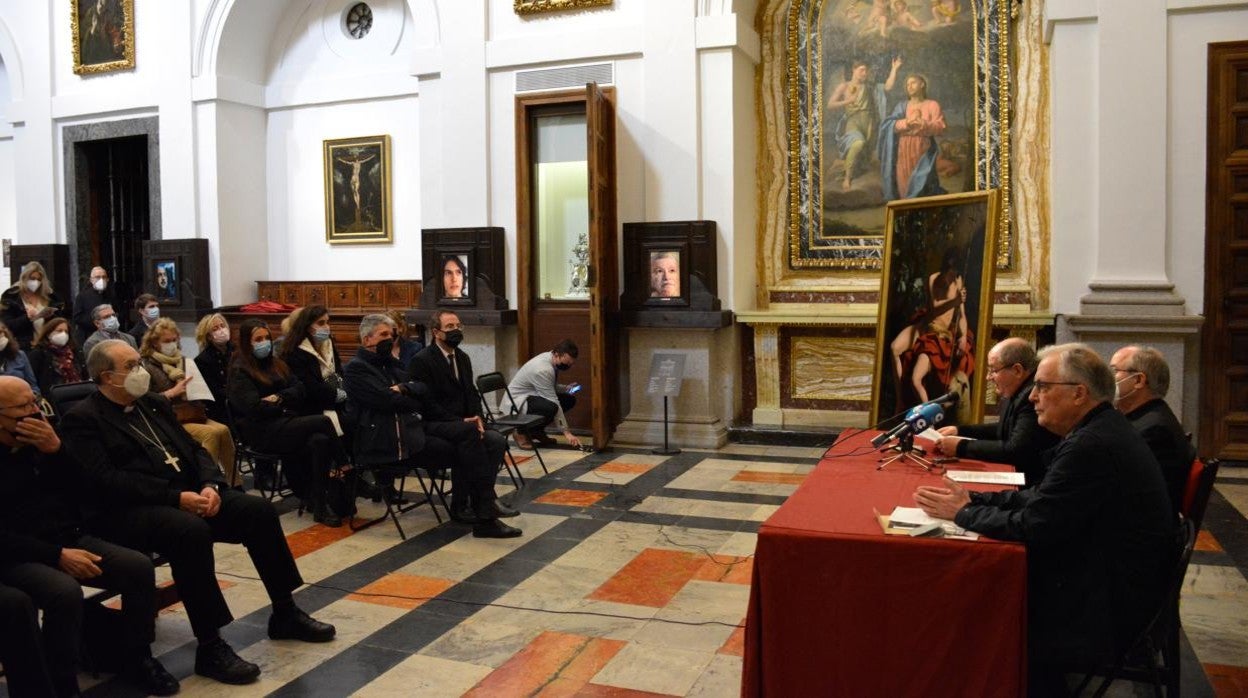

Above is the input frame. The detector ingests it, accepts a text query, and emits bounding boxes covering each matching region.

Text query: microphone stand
[876,432,934,471]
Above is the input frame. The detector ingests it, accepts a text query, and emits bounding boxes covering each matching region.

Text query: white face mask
[0,336,9,352]
[211,328,230,345]
[49,332,69,347]
[111,365,151,398]
[144,306,160,321]
[159,341,179,356]
[92,278,107,292]
[25,280,41,293]
[1113,373,1140,403]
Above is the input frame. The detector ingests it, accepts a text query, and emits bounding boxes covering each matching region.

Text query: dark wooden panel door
[83,136,149,321]
[586,82,619,450]
[1202,41,1248,461]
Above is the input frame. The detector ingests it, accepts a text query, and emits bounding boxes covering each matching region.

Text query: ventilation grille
[515,63,614,93]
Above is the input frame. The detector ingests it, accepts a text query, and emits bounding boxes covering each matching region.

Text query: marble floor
[4,444,1247,697]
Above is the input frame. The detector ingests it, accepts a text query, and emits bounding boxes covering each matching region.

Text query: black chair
[1072,518,1197,698]
[476,371,548,477]
[47,380,98,419]
[348,458,446,540]
[1182,458,1220,534]
[222,403,292,501]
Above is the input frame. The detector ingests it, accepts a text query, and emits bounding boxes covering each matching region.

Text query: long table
[741,431,1028,697]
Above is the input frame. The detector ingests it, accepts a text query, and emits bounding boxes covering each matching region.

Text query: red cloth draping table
[741,431,1028,697]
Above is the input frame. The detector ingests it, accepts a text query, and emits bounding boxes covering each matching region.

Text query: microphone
[928,391,961,408]
[870,400,948,448]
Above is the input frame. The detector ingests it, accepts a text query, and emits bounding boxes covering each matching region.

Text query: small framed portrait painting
[71,0,136,76]
[153,259,178,305]
[645,249,685,304]
[437,252,473,305]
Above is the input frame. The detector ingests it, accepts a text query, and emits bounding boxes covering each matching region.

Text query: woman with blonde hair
[193,313,234,423]
[27,318,85,396]
[138,318,238,486]
[1,261,66,349]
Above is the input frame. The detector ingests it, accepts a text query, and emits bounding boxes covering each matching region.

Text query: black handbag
[397,410,425,456]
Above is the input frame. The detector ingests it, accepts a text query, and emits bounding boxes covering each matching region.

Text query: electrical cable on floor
[211,570,745,629]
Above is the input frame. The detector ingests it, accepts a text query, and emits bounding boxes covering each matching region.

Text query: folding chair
[47,380,98,420]
[1181,458,1220,534]
[223,403,292,501]
[348,459,445,540]
[476,371,548,477]
[1072,518,1197,698]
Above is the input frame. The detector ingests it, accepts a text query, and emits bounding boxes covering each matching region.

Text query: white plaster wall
[0,56,14,281]
[212,100,269,305]
[1166,4,1248,315]
[265,96,422,280]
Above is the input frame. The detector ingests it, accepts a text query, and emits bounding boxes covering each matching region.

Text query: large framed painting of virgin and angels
[787,0,1014,270]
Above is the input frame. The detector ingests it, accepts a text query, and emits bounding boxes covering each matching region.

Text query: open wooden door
[586,82,619,450]
[1201,41,1248,462]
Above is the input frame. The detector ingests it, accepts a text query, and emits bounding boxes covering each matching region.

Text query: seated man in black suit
[345,314,520,538]
[1110,344,1195,515]
[0,376,178,696]
[933,337,1059,485]
[60,340,335,687]
[407,310,519,524]
[914,343,1174,696]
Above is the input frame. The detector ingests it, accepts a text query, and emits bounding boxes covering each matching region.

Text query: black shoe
[383,486,410,505]
[473,519,523,538]
[268,607,336,643]
[449,502,481,525]
[123,656,180,696]
[195,638,260,685]
[488,501,521,518]
[313,503,342,527]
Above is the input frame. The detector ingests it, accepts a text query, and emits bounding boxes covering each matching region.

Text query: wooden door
[586,82,619,450]
[1201,41,1248,462]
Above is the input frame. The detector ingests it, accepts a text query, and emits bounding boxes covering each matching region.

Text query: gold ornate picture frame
[514,0,612,15]
[71,0,135,76]
[784,0,1014,271]
[869,189,1000,426]
[323,135,392,245]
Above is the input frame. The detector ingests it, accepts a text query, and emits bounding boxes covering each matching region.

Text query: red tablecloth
[741,432,1028,697]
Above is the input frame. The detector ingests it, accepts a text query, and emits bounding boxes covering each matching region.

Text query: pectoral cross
[163,450,181,472]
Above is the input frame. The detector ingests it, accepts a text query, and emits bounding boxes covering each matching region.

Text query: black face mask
[555,362,571,372]
[443,329,464,348]
[374,339,395,357]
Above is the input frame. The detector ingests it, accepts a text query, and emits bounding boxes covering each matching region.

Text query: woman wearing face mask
[193,313,234,423]
[227,319,350,526]
[1,262,66,350]
[138,319,238,487]
[0,321,40,396]
[278,306,354,446]
[27,318,85,397]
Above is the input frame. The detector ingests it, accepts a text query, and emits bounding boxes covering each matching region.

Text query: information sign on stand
[647,353,686,455]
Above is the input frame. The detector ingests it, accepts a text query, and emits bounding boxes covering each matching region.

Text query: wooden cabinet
[257,283,280,303]
[327,284,359,308]
[359,282,385,308]
[279,284,304,307]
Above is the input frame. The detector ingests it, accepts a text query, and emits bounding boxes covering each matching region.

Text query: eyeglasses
[0,400,39,413]
[1030,380,1082,394]
[987,363,1018,376]
[1109,366,1140,376]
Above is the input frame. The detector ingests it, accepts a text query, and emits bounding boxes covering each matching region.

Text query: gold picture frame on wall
[784,0,1014,271]
[71,0,136,76]
[323,135,393,245]
[514,0,612,15]
[869,189,999,427]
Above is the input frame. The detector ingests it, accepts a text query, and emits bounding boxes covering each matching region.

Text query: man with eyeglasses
[0,375,179,696]
[914,343,1173,695]
[59,340,336,687]
[932,337,1059,485]
[1110,345,1195,515]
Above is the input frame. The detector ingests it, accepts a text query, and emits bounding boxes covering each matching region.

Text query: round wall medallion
[346,2,373,39]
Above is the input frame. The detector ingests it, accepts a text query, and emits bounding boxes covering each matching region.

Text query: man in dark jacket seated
[344,314,520,538]
[60,340,336,687]
[0,376,177,697]
[408,310,520,524]
[914,343,1174,696]
[1110,344,1195,515]
[933,337,1059,485]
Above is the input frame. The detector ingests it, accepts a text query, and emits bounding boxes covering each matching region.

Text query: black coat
[59,391,226,516]
[0,287,66,350]
[955,403,1174,664]
[343,348,432,466]
[284,340,345,413]
[1124,398,1195,515]
[27,345,87,396]
[70,284,119,343]
[407,343,482,420]
[225,359,311,446]
[956,374,1060,485]
[0,445,88,567]
[129,319,155,346]
[193,342,234,422]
